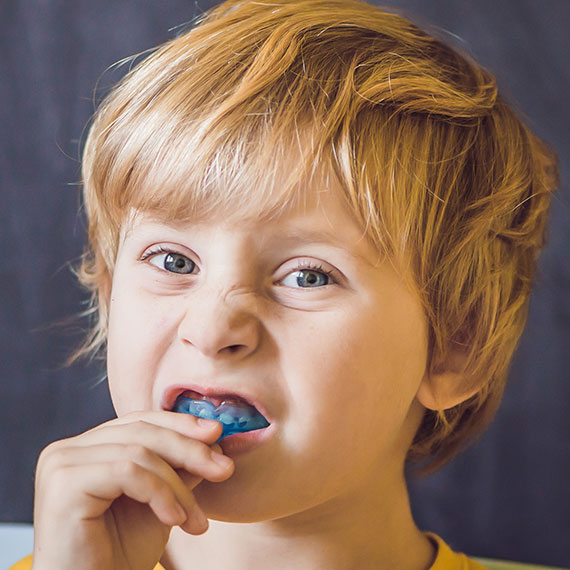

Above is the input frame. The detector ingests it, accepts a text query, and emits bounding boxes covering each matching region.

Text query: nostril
[227,344,243,353]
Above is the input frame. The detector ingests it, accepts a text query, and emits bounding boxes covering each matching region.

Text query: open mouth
[171,390,270,439]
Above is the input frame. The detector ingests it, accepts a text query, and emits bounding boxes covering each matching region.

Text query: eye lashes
[139,245,179,261]
[139,247,337,284]
[294,260,336,280]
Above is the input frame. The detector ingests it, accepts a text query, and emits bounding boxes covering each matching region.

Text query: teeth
[180,390,245,408]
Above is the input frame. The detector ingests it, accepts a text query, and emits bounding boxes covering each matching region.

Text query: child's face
[106,182,429,522]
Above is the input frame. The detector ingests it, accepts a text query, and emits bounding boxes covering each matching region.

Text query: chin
[194,471,274,523]
[195,472,314,525]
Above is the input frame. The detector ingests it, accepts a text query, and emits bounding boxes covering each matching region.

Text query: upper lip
[161,382,270,419]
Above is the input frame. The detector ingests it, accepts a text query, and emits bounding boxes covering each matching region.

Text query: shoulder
[7,555,165,570]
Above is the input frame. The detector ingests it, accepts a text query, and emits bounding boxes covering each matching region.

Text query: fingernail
[210,450,233,469]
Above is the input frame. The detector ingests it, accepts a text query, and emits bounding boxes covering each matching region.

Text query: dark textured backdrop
[1,1,568,567]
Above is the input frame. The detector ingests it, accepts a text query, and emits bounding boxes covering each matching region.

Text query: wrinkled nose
[177,288,261,359]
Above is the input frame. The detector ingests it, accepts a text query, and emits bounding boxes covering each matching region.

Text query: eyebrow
[279,227,348,245]
[129,214,381,266]
[135,213,358,248]
[270,228,378,266]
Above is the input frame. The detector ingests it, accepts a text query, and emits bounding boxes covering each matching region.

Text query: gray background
[1,1,569,567]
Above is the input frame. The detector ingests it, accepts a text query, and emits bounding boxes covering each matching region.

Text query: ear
[416,343,481,411]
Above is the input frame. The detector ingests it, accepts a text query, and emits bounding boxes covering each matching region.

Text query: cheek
[279,298,428,440]
[106,284,177,414]
[354,301,429,422]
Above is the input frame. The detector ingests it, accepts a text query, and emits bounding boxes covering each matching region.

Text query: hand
[31,411,234,570]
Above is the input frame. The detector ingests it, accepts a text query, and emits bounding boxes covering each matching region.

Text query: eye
[146,250,196,274]
[279,264,335,288]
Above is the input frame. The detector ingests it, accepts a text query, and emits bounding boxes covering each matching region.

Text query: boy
[16,0,557,568]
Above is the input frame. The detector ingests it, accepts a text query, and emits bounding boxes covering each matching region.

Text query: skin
[33,185,436,570]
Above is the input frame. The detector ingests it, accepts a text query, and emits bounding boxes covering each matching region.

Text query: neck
[162,469,434,570]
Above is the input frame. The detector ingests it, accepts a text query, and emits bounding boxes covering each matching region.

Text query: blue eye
[165,253,195,274]
[281,269,332,288]
[149,252,196,274]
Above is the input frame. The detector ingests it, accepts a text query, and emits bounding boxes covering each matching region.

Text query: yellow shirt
[8,534,485,569]
[8,555,166,570]
[429,534,486,569]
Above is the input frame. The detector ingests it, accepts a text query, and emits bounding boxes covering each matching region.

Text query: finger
[37,459,182,528]
[173,445,226,495]
[67,420,234,482]
[107,459,209,535]
[89,410,223,442]
[45,443,206,515]
[37,442,213,535]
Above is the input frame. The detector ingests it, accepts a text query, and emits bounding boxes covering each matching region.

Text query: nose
[177,286,261,359]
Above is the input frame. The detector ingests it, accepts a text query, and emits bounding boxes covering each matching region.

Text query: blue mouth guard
[172,396,269,440]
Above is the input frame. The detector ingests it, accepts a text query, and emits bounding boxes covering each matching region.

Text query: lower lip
[219,425,272,456]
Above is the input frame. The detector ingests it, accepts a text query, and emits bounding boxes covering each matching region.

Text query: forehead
[128,180,370,245]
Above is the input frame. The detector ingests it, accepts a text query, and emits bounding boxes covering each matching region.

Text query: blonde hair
[77,0,558,470]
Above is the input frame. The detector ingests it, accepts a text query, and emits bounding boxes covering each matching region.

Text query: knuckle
[36,447,52,470]
[127,443,151,462]
[126,411,149,421]
[37,440,70,471]
[126,419,158,439]
[132,419,153,430]
[193,442,214,466]
[39,439,63,459]
[151,479,171,499]
[114,459,141,479]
